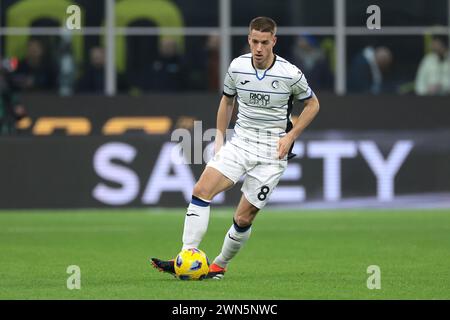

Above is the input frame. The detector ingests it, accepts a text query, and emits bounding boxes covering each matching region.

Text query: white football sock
[181,197,210,250]
[213,221,252,268]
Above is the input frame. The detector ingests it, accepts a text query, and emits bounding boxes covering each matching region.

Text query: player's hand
[277,134,295,159]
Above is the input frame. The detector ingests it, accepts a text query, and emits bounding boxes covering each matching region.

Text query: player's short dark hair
[249,17,277,35]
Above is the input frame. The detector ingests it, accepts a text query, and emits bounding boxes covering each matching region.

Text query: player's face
[248,30,277,69]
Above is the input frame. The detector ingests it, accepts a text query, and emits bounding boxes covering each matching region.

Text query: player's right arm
[215,60,238,154]
[214,95,235,154]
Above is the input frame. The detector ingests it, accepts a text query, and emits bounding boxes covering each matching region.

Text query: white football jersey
[223,53,313,160]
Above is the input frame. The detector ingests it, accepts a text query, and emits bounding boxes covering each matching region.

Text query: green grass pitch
[0,209,449,299]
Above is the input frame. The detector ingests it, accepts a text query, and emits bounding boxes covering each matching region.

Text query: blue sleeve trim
[298,91,314,101]
[223,91,236,97]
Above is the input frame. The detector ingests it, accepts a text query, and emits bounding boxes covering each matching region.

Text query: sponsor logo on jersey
[249,92,270,106]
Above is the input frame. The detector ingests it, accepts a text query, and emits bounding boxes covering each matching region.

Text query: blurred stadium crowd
[2,32,448,94]
[1,0,450,134]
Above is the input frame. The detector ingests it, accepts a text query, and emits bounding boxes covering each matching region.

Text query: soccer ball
[174,248,210,280]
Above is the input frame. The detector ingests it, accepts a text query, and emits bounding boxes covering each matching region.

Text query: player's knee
[234,215,254,228]
[193,183,213,201]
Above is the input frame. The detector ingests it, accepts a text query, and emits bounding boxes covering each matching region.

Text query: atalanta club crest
[271,80,279,89]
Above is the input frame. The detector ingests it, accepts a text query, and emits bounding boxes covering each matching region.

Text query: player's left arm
[277,94,320,159]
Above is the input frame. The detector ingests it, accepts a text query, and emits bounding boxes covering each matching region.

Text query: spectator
[188,35,220,92]
[15,38,57,91]
[149,38,185,92]
[291,35,334,90]
[206,35,220,91]
[415,35,450,96]
[77,46,105,94]
[128,38,185,92]
[348,46,393,94]
[0,56,26,135]
[58,31,76,96]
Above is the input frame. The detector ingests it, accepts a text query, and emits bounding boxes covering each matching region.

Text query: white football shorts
[206,141,287,209]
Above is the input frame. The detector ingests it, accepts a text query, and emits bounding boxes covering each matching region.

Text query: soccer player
[151,16,320,279]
